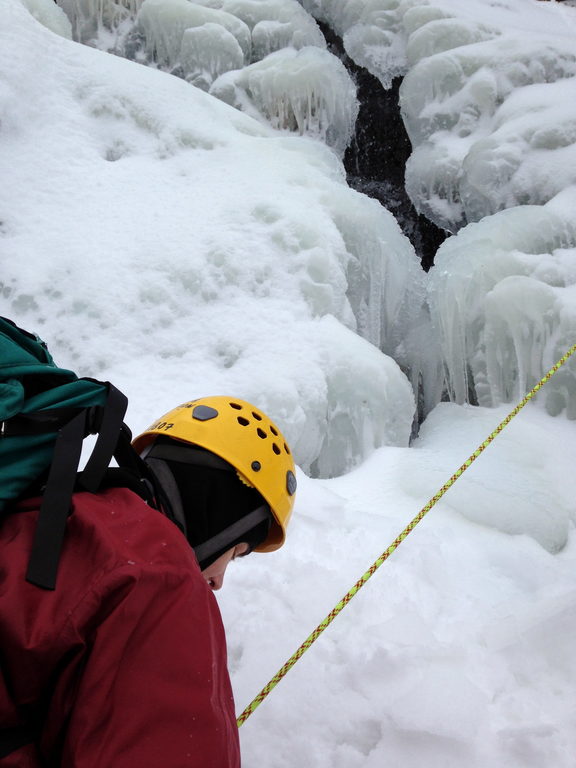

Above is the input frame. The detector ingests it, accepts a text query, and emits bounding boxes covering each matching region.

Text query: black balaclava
[145,437,271,570]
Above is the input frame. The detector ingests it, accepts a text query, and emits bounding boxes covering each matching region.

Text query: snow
[3,0,576,765]
[228,403,576,767]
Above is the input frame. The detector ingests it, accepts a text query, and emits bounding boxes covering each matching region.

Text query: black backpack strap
[25,383,129,591]
[25,410,86,590]
[113,428,182,531]
[0,408,87,436]
[77,384,127,493]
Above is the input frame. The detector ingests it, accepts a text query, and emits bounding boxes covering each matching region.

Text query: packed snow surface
[2,0,576,766]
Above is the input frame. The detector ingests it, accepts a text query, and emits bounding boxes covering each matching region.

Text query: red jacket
[0,487,241,767]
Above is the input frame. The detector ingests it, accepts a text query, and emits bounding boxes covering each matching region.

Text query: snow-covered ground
[2,0,576,765]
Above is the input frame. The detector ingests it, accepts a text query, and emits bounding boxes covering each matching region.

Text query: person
[0,396,297,767]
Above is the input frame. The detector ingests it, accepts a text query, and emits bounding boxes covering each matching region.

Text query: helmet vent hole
[237,416,250,426]
[229,402,243,410]
[272,443,281,455]
[284,443,290,454]
[257,428,267,439]
[270,425,279,436]
[252,412,263,421]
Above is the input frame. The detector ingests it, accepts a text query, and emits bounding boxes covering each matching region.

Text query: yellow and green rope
[237,343,576,727]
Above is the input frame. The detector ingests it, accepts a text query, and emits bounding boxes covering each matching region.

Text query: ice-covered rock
[57,0,326,85]
[317,184,438,410]
[298,0,411,89]
[210,46,359,156]
[19,0,72,38]
[459,77,576,223]
[192,0,326,60]
[135,0,326,79]
[428,189,576,415]
[399,0,576,231]
[56,0,142,42]
[136,0,251,72]
[180,23,244,89]
[2,0,419,478]
[301,0,576,230]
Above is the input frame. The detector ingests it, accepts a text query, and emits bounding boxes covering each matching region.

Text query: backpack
[0,316,158,591]
[0,317,176,759]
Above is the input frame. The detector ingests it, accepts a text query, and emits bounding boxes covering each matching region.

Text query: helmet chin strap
[192,505,271,566]
[143,441,271,569]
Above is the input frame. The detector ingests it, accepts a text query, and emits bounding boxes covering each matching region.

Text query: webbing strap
[0,408,85,436]
[25,384,132,590]
[26,411,85,589]
[237,343,576,726]
[79,384,128,492]
[193,504,271,564]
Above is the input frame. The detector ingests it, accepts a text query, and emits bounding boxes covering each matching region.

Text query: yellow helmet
[132,396,296,551]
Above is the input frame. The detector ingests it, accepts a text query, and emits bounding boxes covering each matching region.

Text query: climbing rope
[237,343,576,727]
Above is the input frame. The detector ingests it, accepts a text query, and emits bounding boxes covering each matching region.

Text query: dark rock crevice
[319,22,447,271]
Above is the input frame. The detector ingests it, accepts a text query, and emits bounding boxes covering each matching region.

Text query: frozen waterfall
[9,0,576,461]
[428,191,576,415]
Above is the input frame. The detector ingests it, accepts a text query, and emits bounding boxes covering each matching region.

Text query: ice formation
[192,0,326,60]
[428,189,576,415]
[56,0,326,90]
[19,0,72,37]
[136,0,251,73]
[210,46,359,156]
[2,0,417,478]
[298,0,411,89]
[399,0,576,231]
[299,0,576,232]
[56,0,143,41]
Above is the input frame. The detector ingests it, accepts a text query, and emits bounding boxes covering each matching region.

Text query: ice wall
[210,47,359,156]
[428,189,576,415]
[399,0,576,232]
[300,0,576,233]
[2,0,420,478]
